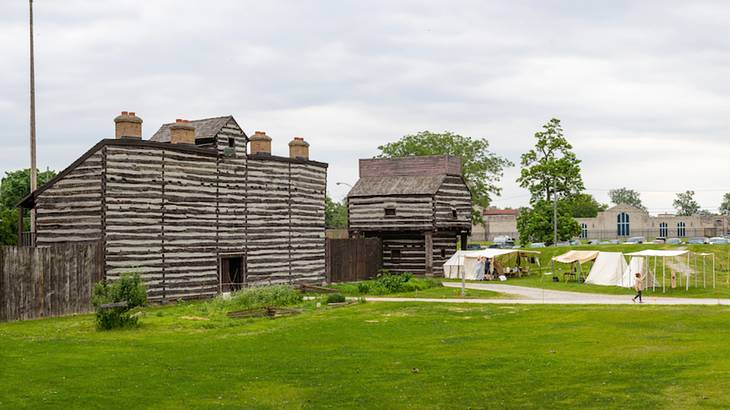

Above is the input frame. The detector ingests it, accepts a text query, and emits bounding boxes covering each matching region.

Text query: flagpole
[29,0,38,236]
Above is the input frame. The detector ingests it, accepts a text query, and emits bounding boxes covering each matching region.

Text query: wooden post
[424,231,433,276]
[29,0,38,233]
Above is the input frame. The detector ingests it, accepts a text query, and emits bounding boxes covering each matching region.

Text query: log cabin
[18,112,327,300]
[347,155,472,275]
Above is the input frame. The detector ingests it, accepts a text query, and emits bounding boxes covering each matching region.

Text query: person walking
[632,272,644,303]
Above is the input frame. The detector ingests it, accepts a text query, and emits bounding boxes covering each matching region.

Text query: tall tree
[0,168,56,210]
[378,130,513,224]
[517,118,584,203]
[720,193,730,215]
[325,195,348,229]
[673,190,701,216]
[564,193,608,218]
[608,187,646,211]
[516,200,581,245]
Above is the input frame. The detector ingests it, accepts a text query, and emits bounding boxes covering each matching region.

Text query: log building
[18,112,327,300]
[347,155,472,275]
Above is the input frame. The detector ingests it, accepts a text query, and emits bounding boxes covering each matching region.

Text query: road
[361,282,730,305]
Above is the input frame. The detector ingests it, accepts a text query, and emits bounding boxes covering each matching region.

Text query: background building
[473,204,730,242]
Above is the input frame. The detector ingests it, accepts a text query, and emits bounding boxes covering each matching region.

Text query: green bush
[222,285,303,311]
[326,293,346,304]
[349,273,441,295]
[92,272,147,330]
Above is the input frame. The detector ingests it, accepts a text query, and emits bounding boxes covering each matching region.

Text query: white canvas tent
[624,249,715,292]
[584,252,628,286]
[551,250,599,282]
[443,249,540,280]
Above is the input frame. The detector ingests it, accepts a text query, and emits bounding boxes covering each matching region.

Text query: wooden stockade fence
[326,238,382,283]
[0,242,104,322]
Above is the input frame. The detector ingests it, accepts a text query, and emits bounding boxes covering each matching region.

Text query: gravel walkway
[360,282,730,305]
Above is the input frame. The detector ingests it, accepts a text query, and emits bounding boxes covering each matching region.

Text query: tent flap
[552,250,599,264]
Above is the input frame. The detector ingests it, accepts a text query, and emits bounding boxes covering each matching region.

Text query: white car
[709,237,729,245]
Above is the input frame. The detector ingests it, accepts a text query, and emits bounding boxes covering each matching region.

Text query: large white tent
[584,252,628,287]
[443,249,539,280]
[624,249,715,292]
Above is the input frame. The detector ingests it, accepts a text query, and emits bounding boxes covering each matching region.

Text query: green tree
[377,131,513,224]
[608,187,646,211]
[673,190,700,216]
[517,118,584,203]
[564,193,608,218]
[325,195,348,229]
[0,208,18,245]
[720,193,730,215]
[516,200,581,245]
[0,168,56,210]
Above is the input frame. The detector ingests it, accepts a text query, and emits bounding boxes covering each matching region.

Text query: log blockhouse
[18,112,327,300]
[347,155,471,275]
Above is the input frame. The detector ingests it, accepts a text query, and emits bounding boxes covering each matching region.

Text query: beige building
[473,204,730,242]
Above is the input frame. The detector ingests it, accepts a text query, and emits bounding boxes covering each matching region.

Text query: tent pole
[712,254,716,289]
[653,256,657,291]
[686,253,690,291]
[703,255,706,288]
[662,256,665,293]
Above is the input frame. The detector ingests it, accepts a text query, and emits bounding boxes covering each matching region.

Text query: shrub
[326,293,346,304]
[357,282,371,294]
[92,272,147,330]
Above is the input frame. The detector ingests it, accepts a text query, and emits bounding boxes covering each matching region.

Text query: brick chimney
[249,131,272,155]
[170,119,195,144]
[288,137,309,160]
[114,111,142,139]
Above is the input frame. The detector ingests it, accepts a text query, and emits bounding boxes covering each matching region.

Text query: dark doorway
[220,256,245,292]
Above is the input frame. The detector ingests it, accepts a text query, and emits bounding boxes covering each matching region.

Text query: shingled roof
[348,175,446,197]
[150,115,240,143]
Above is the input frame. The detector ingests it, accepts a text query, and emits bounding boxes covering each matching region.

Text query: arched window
[617,212,630,236]
[659,222,668,238]
[580,223,588,239]
[677,221,686,237]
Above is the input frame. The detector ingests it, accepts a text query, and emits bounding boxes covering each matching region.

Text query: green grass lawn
[462,243,730,299]
[368,286,509,299]
[3,301,730,409]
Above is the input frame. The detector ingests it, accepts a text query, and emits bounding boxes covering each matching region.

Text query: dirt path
[361,282,730,305]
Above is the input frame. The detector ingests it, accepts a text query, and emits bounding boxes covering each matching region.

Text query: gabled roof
[149,115,244,143]
[348,175,446,197]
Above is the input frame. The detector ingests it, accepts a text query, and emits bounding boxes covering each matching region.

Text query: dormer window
[228,137,235,148]
[385,206,396,217]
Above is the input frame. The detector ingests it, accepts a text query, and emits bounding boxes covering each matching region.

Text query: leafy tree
[377,131,513,224]
[564,193,608,218]
[325,195,348,229]
[0,208,18,245]
[516,200,581,245]
[0,168,57,211]
[608,187,646,211]
[720,193,730,215]
[673,190,701,216]
[517,118,584,203]
[0,169,56,244]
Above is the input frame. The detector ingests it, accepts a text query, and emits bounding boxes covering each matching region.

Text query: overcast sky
[2,1,729,214]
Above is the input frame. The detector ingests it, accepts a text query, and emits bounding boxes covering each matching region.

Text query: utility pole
[29,0,38,234]
[552,177,558,246]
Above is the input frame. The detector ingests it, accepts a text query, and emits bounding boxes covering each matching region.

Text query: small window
[385,207,396,217]
[451,207,458,218]
[228,137,235,148]
[441,248,446,258]
[391,249,401,260]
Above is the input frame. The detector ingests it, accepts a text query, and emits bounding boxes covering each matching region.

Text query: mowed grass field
[469,243,730,299]
[3,301,730,409]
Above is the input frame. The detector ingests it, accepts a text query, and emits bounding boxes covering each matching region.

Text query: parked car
[688,237,709,245]
[666,238,682,245]
[556,241,571,247]
[493,235,515,244]
[569,240,581,246]
[588,239,601,245]
[528,242,546,248]
[623,236,646,244]
[465,244,483,250]
[653,237,666,244]
[709,237,729,245]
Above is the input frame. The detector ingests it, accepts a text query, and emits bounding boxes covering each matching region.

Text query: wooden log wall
[35,151,103,245]
[34,136,327,300]
[0,242,104,322]
[433,175,472,231]
[381,234,426,274]
[349,195,434,231]
[431,232,458,276]
[215,119,249,157]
